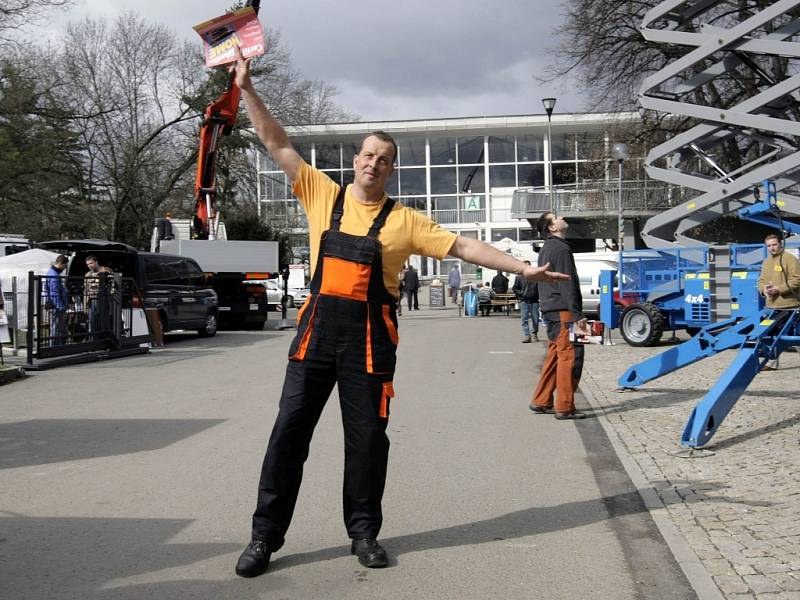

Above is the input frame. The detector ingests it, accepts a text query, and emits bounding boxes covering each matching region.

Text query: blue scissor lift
[602,185,800,448]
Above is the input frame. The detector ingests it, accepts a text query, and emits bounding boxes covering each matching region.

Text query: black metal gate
[29,272,153,363]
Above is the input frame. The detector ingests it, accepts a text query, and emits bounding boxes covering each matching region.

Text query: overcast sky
[41,0,587,121]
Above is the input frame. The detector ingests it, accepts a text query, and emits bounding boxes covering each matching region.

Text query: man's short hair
[765,233,781,244]
[359,130,398,165]
[54,254,68,266]
[86,254,99,264]
[536,212,554,238]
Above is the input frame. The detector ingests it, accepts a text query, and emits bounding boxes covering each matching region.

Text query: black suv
[39,240,219,337]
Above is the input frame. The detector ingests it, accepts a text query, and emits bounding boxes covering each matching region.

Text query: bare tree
[0,0,72,45]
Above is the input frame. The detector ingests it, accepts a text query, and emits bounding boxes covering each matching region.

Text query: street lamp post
[611,142,629,287]
[542,97,557,212]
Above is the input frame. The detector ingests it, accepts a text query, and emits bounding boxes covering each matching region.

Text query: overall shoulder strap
[367,198,396,238]
[329,185,346,231]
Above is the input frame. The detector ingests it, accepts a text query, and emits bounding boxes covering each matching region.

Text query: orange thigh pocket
[319,256,370,301]
[379,381,394,419]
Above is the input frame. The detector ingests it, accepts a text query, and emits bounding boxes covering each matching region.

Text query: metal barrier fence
[28,273,152,363]
[511,181,695,215]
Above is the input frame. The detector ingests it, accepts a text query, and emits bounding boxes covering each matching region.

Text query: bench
[488,293,517,316]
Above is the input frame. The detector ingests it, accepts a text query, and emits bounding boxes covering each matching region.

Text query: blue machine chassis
[618,308,799,447]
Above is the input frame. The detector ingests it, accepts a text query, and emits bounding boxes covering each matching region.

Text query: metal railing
[511,181,695,216]
[29,273,152,362]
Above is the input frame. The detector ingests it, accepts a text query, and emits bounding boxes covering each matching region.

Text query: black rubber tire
[620,302,665,347]
[198,312,218,337]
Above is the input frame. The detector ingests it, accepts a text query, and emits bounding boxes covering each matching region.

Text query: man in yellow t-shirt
[232,51,570,578]
[757,234,800,370]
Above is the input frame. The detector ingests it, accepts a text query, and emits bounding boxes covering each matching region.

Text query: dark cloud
[51,0,586,119]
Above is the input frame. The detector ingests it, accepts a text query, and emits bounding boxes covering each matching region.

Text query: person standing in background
[513,260,539,342]
[404,264,420,311]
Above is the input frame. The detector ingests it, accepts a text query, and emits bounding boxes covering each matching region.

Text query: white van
[574,253,619,316]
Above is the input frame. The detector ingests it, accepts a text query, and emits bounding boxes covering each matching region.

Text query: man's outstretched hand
[522,262,570,283]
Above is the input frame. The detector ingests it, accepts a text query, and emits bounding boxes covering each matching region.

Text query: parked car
[255,279,284,311]
[38,240,219,338]
[266,279,309,309]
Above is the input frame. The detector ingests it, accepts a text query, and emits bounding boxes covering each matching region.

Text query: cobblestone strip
[580,341,800,600]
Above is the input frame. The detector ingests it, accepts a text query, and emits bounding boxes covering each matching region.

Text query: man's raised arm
[234,51,302,181]
[448,236,570,283]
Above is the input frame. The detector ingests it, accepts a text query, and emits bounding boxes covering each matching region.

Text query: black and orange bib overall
[252,187,399,549]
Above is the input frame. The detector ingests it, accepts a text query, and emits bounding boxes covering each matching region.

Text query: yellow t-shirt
[292,161,457,297]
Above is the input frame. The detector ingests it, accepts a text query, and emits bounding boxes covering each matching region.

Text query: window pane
[458,165,485,193]
[400,197,427,211]
[384,169,398,196]
[551,134,574,160]
[489,165,516,188]
[458,137,484,164]
[342,169,355,187]
[398,138,426,166]
[488,136,515,163]
[430,167,457,194]
[320,170,341,185]
[433,196,457,210]
[491,228,515,242]
[517,135,543,162]
[260,172,287,200]
[315,143,340,169]
[519,228,535,241]
[344,141,360,161]
[398,167,426,195]
[577,133,606,160]
[429,137,456,165]
[554,163,576,185]
[578,160,607,181]
[518,164,544,187]
[461,194,485,223]
[294,143,312,163]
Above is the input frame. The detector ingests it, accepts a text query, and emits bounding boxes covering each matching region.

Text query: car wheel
[198,312,218,337]
[620,302,664,347]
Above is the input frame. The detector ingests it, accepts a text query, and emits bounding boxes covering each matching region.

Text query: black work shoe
[529,404,554,414]
[235,539,271,578]
[351,538,388,568]
[554,411,588,420]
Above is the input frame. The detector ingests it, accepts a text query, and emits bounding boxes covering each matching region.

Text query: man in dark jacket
[490,271,509,312]
[404,264,420,310]
[529,213,587,419]
[512,260,539,342]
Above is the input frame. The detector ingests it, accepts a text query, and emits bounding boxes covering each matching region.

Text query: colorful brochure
[193,6,266,68]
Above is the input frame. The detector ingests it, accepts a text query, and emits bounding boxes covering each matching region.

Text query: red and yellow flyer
[193,6,265,68]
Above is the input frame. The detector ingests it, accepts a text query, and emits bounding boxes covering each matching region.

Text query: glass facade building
[255,112,644,276]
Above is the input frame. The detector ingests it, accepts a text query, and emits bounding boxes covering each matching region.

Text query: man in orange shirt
[232,51,569,578]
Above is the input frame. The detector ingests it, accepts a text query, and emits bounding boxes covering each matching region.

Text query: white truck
[0,234,32,257]
[153,219,279,330]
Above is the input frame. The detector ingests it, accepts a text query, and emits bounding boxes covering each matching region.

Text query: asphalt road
[0,308,696,599]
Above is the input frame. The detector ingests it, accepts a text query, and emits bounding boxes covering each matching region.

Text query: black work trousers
[251,339,391,551]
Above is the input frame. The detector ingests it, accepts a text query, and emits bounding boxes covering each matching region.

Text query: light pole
[611,142,629,284]
[542,97,557,212]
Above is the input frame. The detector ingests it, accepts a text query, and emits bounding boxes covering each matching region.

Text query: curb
[0,365,24,385]
[580,383,725,600]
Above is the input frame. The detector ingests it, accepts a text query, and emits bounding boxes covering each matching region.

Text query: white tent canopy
[0,249,61,321]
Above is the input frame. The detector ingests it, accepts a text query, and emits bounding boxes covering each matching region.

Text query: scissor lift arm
[619,308,799,447]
